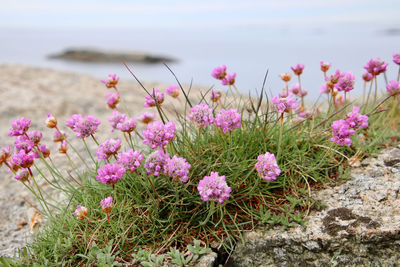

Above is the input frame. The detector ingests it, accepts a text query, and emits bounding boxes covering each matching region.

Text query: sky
[1,0,399,30]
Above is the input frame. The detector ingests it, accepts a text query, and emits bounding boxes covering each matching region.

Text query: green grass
[3,80,400,266]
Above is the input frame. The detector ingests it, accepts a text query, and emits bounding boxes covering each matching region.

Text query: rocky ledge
[48,48,176,63]
[229,146,400,266]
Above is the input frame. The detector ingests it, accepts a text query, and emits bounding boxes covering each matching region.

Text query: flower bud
[46,113,57,128]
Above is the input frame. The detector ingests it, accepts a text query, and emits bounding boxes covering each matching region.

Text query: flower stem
[277,113,284,161]
[199,201,215,226]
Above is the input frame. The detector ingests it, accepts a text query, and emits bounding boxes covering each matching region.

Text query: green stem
[374,76,378,103]
[82,138,97,168]
[29,169,53,217]
[277,113,284,161]
[199,201,215,226]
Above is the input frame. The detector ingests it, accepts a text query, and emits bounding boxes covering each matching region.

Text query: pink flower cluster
[188,104,214,128]
[73,205,89,220]
[211,65,236,86]
[291,64,305,76]
[290,83,307,97]
[394,53,400,65]
[386,80,400,96]
[165,155,191,183]
[100,196,113,213]
[96,138,121,160]
[255,152,281,181]
[107,111,136,133]
[66,114,101,139]
[142,121,176,149]
[197,172,231,203]
[331,106,369,146]
[144,89,164,108]
[105,92,120,109]
[8,117,31,137]
[96,163,125,185]
[320,61,331,73]
[214,109,241,133]
[335,72,356,92]
[166,85,180,98]
[364,58,388,76]
[136,112,156,125]
[117,149,144,173]
[221,73,236,86]
[101,74,119,89]
[144,149,170,176]
[271,96,299,114]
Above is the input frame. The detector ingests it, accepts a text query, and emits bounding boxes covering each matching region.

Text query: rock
[229,146,400,266]
[48,48,177,64]
[194,252,218,267]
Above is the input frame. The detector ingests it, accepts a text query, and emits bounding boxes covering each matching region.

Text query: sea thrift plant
[105,92,120,109]
[72,205,89,220]
[345,106,369,130]
[96,163,125,185]
[386,80,400,96]
[255,152,281,181]
[211,65,227,80]
[166,85,180,98]
[221,73,236,86]
[166,155,191,183]
[101,74,119,89]
[271,95,299,114]
[96,139,122,160]
[117,149,144,173]
[142,121,176,149]
[197,172,232,204]
[187,104,214,128]
[144,89,164,108]
[330,119,355,146]
[144,149,170,176]
[335,72,356,92]
[8,117,31,137]
[214,109,242,133]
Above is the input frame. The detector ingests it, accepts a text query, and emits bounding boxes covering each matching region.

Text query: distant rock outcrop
[48,48,176,63]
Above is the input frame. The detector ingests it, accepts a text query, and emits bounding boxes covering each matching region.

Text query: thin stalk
[65,139,89,169]
[365,79,374,107]
[374,76,378,103]
[277,113,284,161]
[199,201,215,226]
[82,138,97,168]
[29,169,53,217]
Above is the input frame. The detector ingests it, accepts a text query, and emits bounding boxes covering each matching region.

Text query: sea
[1,25,399,99]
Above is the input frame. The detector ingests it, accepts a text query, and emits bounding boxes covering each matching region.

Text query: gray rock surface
[229,147,400,266]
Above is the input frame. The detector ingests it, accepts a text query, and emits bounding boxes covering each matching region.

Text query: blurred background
[1,0,399,98]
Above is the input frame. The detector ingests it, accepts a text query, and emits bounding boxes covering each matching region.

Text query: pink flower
[320,83,330,94]
[299,89,308,97]
[210,90,222,102]
[136,112,156,124]
[68,114,101,138]
[271,95,299,114]
[12,150,34,168]
[280,73,292,82]
[96,163,125,185]
[188,104,214,128]
[53,130,67,142]
[166,155,191,183]
[117,149,144,173]
[100,196,113,213]
[14,168,29,182]
[142,121,175,149]
[290,83,300,95]
[108,110,127,132]
[291,64,305,76]
[28,131,43,146]
[0,146,11,166]
[45,113,57,128]
[221,73,236,86]
[105,92,120,109]
[116,118,136,133]
[34,144,50,159]
[214,109,241,133]
[335,72,356,92]
[320,61,331,73]
[14,135,34,153]
[386,80,400,96]
[211,65,227,80]
[255,152,281,181]
[345,106,369,130]
[298,112,312,119]
[101,74,119,89]
[166,85,180,98]
[96,139,121,160]
[279,90,290,98]
[362,72,373,82]
[393,53,400,65]
[325,69,341,87]
[144,89,164,108]
[197,172,232,204]
[364,58,388,76]
[59,140,68,154]
[73,205,88,220]
[144,149,170,177]
[8,117,31,137]
[330,120,355,146]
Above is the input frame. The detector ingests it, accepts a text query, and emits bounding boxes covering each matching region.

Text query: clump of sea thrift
[211,65,227,80]
[271,95,299,114]
[73,205,89,220]
[144,149,170,177]
[8,117,31,137]
[142,121,176,149]
[166,155,191,183]
[96,139,122,160]
[188,104,214,128]
[101,74,119,89]
[330,119,355,146]
[345,106,369,130]
[255,152,281,181]
[144,89,164,108]
[214,109,241,133]
[386,80,400,96]
[197,172,231,204]
[96,163,125,186]
[117,149,144,173]
[166,85,180,98]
